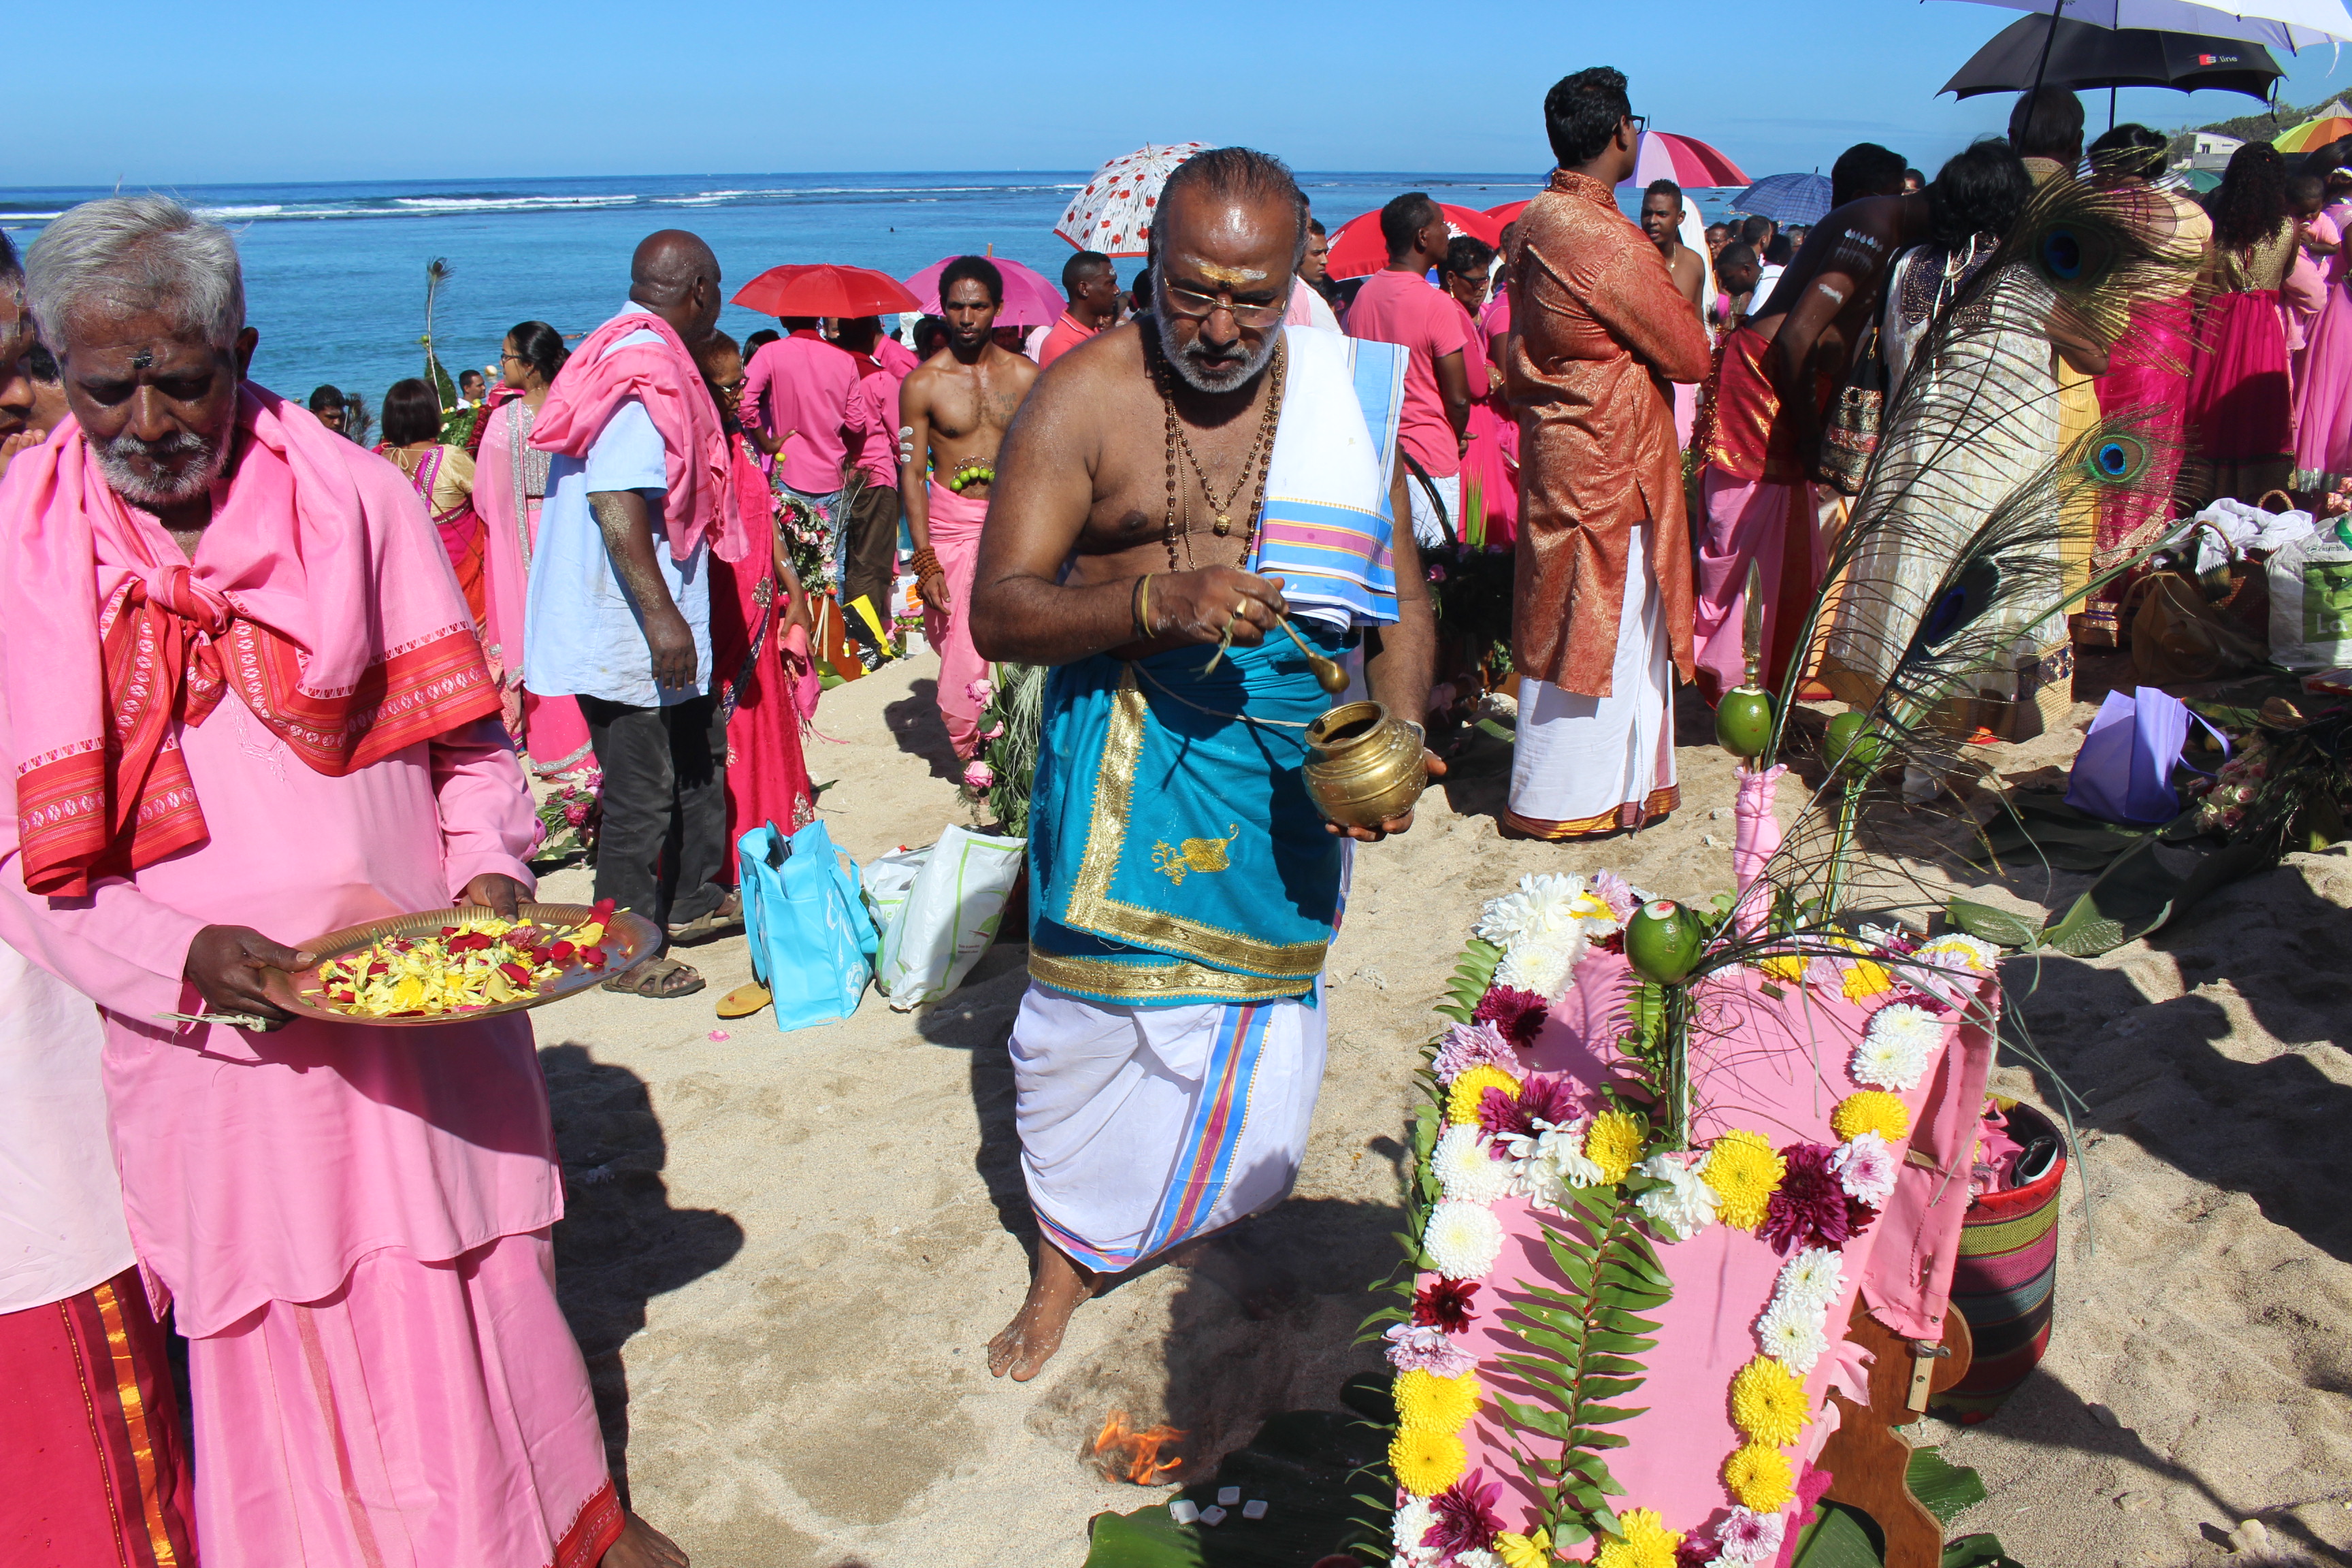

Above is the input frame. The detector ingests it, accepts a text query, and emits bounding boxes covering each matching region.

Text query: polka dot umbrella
[1054,143,1206,259]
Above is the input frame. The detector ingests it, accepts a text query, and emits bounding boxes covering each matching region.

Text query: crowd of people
[0,58,2346,1568]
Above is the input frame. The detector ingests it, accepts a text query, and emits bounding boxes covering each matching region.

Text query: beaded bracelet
[911,546,943,581]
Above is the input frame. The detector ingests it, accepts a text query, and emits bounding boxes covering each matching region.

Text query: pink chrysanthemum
[1434,1019,1521,1083]
[1426,1469,1505,1556]
[1473,986,1549,1046]
[1383,1322,1477,1378]
[1593,869,1638,921]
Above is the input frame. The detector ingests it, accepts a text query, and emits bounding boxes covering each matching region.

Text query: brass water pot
[1303,701,1428,829]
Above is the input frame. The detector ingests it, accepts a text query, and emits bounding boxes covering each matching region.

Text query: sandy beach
[525,650,2352,1567]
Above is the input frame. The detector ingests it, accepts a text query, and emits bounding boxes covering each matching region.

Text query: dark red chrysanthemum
[1761,1143,1862,1255]
[1411,1277,1480,1333]
[1594,929,1626,954]
[1676,1535,1719,1567]
[1516,1073,1582,1129]
[1426,1469,1504,1556]
[1473,985,1549,1046]
[1477,1085,1532,1143]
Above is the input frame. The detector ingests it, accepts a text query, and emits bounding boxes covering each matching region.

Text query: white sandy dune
[525,652,2352,1567]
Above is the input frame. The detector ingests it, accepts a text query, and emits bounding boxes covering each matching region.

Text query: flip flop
[602,956,706,998]
[715,982,772,1019]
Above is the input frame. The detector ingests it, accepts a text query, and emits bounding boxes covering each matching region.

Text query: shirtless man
[1641,179,1706,316]
[898,257,1038,758]
[968,146,1440,1379]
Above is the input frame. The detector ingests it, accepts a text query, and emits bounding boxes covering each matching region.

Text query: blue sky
[16,0,2352,187]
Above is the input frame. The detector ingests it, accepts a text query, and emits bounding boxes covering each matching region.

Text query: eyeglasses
[499,350,529,364]
[1627,114,1648,137]
[1159,282,1290,328]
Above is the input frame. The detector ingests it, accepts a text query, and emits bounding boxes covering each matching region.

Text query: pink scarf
[527,308,751,564]
[0,386,500,896]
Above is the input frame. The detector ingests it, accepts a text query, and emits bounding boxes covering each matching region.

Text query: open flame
[1090,1407,1185,1485]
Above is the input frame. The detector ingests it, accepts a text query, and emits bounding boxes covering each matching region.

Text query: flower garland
[1376,881,1997,1567]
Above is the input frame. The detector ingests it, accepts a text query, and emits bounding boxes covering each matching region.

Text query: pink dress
[2296,205,2352,476]
[478,397,596,778]
[2188,220,2298,489]
[1454,297,1517,546]
[710,433,818,881]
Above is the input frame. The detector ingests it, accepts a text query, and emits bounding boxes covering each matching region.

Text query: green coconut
[1624,898,1703,984]
[1823,710,1892,779]
[1715,686,1776,759]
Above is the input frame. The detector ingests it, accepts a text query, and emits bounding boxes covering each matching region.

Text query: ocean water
[0,172,1750,416]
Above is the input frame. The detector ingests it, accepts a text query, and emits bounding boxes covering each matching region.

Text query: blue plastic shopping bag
[2064,687,2227,826]
[739,818,877,1031]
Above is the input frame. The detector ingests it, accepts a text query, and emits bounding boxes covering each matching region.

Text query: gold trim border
[1058,668,1328,979]
[1029,947,1316,1005]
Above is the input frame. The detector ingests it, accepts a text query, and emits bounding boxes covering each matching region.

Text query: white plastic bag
[2267,519,2352,673]
[874,826,1027,1009]
[859,845,928,935]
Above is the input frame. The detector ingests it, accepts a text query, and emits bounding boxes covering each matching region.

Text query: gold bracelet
[1134,572,1154,638]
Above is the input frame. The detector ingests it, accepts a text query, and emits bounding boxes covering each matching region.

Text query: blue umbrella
[1730,173,1832,226]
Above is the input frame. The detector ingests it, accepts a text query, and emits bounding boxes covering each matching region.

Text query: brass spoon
[1275,612,1350,693]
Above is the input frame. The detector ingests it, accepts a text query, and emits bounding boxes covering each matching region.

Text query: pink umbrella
[903,255,1066,329]
[1055,143,1205,258]
[1620,131,1750,191]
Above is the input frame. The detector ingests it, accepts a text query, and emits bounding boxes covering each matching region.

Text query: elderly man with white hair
[0,197,685,1568]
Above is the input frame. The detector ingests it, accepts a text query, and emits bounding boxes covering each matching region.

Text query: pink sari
[1454,297,1518,546]
[476,399,595,779]
[709,433,817,882]
[2296,206,2352,476]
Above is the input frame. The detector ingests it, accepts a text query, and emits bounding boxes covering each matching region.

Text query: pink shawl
[0,385,499,896]
[527,308,751,564]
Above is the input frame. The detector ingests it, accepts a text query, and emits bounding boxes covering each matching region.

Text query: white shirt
[522,305,714,707]
[0,937,133,1313]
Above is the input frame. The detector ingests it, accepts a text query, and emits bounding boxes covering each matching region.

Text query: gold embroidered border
[1504,785,1680,840]
[1060,668,1328,979]
[1029,947,1314,1004]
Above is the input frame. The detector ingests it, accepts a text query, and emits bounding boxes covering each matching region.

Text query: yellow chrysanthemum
[1393,1367,1482,1433]
[1584,1107,1646,1186]
[1916,935,1993,971]
[1758,953,1810,985]
[1494,1528,1553,1568]
[1448,1064,1521,1124]
[1730,1355,1812,1447]
[1832,1090,1912,1143]
[1389,1425,1466,1497]
[1592,1507,1684,1568]
[1701,1129,1786,1230]
[1841,959,1895,1000]
[1725,1440,1797,1512]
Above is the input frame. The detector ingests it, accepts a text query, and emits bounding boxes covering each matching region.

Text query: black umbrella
[1942,14,2283,103]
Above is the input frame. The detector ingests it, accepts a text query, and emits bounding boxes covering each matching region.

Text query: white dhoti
[1011,983,1329,1274]
[1505,519,1679,838]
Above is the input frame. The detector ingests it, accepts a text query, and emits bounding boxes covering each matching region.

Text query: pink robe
[923,480,988,759]
[0,418,615,1567]
[477,399,595,777]
[2296,206,2352,476]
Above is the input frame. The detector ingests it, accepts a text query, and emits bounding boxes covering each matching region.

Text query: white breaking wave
[391,194,638,212]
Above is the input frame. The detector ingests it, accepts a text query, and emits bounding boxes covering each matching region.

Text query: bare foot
[600,1512,687,1568]
[987,1239,1093,1380]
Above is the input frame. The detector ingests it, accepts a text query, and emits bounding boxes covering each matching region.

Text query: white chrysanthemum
[1424,1199,1505,1280]
[1773,1246,1848,1314]
[1453,1552,1505,1568]
[1391,1497,1439,1563]
[1434,1124,1515,1205]
[1852,1002,1941,1091]
[1756,1293,1831,1374]
[1514,1119,1605,1209]
[1915,932,1998,971]
[1855,923,1908,952]
[1635,1152,1720,1242]
[1713,1505,1789,1565]
[1829,1130,1899,1208]
[1476,872,1600,946]
[1494,934,1581,1001]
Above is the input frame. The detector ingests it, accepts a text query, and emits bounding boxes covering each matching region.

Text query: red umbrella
[732,263,919,318]
[1324,203,1506,282]
[1485,199,1531,227]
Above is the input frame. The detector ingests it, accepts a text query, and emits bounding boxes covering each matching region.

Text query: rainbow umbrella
[1054,143,1205,258]
[1620,131,1750,191]
[2277,103,2352,152]
[904,255,1066,328]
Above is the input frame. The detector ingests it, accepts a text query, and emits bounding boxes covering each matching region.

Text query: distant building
[2191,131,2244,172]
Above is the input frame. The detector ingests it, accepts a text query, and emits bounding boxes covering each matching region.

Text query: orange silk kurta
[1507,169,1713,696]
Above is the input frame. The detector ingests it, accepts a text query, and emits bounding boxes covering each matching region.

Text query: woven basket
[1929,1099,2067,1424]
